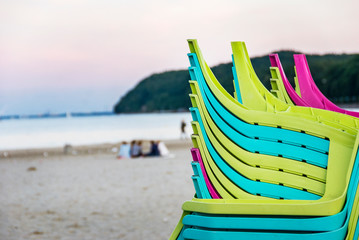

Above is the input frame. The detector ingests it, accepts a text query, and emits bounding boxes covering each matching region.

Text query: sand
[0,140,194,240]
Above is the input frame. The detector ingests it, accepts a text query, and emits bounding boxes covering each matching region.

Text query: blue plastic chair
[189,95,325,195]
[189,77,328,168]
[187,53,330,154]
[181,146,359,238]
[191,161,211,199]
[190,107,321,200]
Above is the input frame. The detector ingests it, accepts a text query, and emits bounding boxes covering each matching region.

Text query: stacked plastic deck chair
[169,39,359,240]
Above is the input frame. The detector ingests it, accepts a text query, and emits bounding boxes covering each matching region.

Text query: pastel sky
[1,0,358,115]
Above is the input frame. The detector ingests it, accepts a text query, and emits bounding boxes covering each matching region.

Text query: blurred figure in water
[117,141,131,159]
[130,140,143,158]
[180,119,187,139]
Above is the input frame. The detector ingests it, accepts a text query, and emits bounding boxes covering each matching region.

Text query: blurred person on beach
[145,140,160,157]
[158,140,170,157]
[117,141,131,159]
[130,140,143,158]
[129,140,136,156]
[180,119,188,139]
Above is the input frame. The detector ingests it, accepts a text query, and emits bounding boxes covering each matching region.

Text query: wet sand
[0,139,194,240]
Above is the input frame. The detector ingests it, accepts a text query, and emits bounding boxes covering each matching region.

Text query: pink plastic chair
[294,54,359,118]
[269,54,308,107]
[191,148,220,199]
[269,54,359,118]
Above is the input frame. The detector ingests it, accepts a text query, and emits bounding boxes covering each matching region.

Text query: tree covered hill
[114,51,359,113]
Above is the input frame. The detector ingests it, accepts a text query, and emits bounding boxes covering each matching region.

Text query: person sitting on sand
[129,140,136,157]
[117,141,131,159]
[130,140,143,158]
[145,140,160,157]
[158,140,170,157]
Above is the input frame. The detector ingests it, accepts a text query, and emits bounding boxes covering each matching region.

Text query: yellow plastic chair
[190,80,327,182]
[169,40,359,239]
[184,39,357,216]
[187,39,355,144]
[269,71,295,105]
[230,41,359,134]
[191,116,321,199]
[190,93,325,194]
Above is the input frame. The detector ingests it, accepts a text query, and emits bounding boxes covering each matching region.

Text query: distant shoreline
[0,110,190,121]
[0,111,114,121]
[2,104,358,121]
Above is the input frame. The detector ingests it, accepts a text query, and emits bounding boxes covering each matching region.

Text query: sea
[0,112,193,151]
[2,108,359,151]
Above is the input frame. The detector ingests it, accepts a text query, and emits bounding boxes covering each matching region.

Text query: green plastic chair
[183,39,358,216]
[269,69,295,105]
[230,41,359,135]
[169,40,359,239]
[170,142,359,239]
[189,80,329,168]
[181,174,359,239]
[190,114,321,199]
[191,134,234,199]
[186,44,356,208]
[190,80,327,183]
[190,94,325,195]
[181,147,359,235]
[188,54,330,154]
[187,39,354,144]
[169,211,189,240]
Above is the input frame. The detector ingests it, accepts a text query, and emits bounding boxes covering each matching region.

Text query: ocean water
[2,108,359,151]
[0,112,192,151]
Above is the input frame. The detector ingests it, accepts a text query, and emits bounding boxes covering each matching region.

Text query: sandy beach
[0,139,194,240]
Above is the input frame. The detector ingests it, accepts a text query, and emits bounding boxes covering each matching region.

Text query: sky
[1,0,358,115]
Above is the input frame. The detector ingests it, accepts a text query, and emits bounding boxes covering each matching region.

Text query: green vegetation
[114,51,359,113]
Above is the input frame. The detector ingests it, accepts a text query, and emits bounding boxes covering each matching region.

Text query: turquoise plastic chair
[190,91,326,194]
[182,147,359,232]
[182,226,346,239]
[191,161,211,199]
[229,41,358,135]
[188,61,329,168]
[188,53,330,154]
[190,107,321,200]
[191,148,220,198]
[169,40,359,240]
